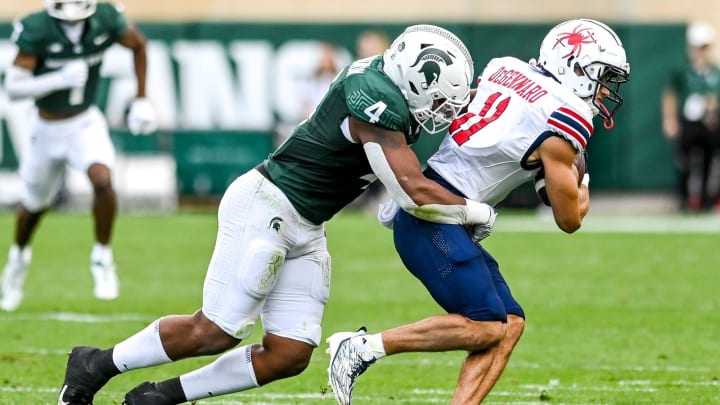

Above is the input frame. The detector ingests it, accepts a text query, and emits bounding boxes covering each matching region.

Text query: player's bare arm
[349,116,465,207]
[12,50,37,71]
[118,24,148,97]
[536,136,586,233]
[119,24,157,135]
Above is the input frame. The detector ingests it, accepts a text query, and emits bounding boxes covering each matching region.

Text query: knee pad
[238,240,286,299]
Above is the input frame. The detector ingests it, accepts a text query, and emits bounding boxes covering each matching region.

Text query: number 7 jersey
[427,56,594,206]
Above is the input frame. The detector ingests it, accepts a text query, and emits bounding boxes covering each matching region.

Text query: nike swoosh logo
[58,385,70,405]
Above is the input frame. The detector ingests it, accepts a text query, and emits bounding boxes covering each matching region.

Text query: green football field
[0,210,719,404]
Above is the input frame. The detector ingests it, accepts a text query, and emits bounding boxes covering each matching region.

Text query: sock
[112,319,172,372]
[180,345,259,400]
[91,348,121,379]
[8,245,31,264]
[155,377,187,403]
[363,333,387,360]
[91,243,113,263]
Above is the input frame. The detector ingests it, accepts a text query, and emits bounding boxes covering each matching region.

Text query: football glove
[469,210,498,245]
[127,98,158,135]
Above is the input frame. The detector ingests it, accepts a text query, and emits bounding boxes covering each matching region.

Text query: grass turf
[0,210,718,404]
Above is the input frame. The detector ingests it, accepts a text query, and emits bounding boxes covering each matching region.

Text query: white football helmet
[45,0,97,22]
[537,19,630,128]
[383,24,474,134]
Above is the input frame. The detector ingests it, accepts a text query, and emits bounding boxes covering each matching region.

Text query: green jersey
[667,63,720,121]
[264,56,418,224]
[11,3,128,115]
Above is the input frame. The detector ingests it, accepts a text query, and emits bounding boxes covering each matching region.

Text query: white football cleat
[90,248,118,300]
[326,327,375,405]
[0,246,32,312]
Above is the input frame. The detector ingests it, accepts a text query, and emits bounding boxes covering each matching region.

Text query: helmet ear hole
[408,81,420,95]
[566,55,575,68]
[573,63,584,77]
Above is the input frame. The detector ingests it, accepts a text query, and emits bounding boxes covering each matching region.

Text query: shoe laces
[347,337,376,378]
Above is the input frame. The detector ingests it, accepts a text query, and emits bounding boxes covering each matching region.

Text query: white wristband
[581,173,590,187]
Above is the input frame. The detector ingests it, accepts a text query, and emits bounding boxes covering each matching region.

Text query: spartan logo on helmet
[409,48,454,90]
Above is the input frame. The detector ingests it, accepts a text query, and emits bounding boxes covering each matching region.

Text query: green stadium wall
[0,22,685,196]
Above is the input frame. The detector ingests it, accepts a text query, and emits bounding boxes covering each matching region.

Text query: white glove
[468,210,498,245]
[57,60,88,89]
[127,98,158,135]
[463,199,496,225]
[377,199,401,230]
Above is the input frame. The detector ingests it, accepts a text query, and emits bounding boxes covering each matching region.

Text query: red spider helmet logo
[553,24,597,59]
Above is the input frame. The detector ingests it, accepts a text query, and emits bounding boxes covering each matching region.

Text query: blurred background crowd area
[3,1,720,25]
[2,0,720,214]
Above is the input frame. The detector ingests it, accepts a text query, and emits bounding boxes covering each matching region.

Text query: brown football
[573,151,587,186]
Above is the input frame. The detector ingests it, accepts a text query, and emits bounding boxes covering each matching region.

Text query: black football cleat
[58,346,111,405]
[123,382,178,405]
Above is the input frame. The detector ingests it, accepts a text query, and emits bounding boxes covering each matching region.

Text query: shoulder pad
[343,69,410,133]
[546,100,594,151]
[12,12,51,52]
[92,2,129,38]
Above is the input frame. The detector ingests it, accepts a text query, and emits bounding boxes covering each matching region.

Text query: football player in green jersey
[0,0,156,312]
[58,25,496,405]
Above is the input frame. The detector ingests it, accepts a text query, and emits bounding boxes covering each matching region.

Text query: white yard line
[0,311,154,323]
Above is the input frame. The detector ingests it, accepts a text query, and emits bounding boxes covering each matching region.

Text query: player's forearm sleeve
[363,142,495,225]
[363,141,417,209]
[4,65,65,100]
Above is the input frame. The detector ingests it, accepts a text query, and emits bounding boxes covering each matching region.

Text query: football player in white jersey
[0,0,157,312]
[327,19,630,404]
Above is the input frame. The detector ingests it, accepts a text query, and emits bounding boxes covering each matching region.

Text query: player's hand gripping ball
[534,151,587,206]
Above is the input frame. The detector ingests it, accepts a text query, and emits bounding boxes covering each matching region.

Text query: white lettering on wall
[0,38,353,163]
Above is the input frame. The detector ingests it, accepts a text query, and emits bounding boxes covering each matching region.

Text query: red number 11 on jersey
[451,92,510,145]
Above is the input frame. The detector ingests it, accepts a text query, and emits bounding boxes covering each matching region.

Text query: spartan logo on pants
[268,217,283,232]
[410,48,453,89]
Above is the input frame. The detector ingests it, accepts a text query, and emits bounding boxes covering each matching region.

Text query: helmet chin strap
[598,103,614,129]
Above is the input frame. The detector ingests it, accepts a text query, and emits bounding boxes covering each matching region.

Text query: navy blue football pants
[393,209,525,322]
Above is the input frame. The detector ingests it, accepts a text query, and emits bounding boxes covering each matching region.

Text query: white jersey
[427,56,594,206]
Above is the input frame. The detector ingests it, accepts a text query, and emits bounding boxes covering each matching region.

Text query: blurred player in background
[57,24,498,405]
[298,41,342,120]
[661,21,720,212]
[355,29,390,61]
[0,0,156,312]
[328,18,631,405]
